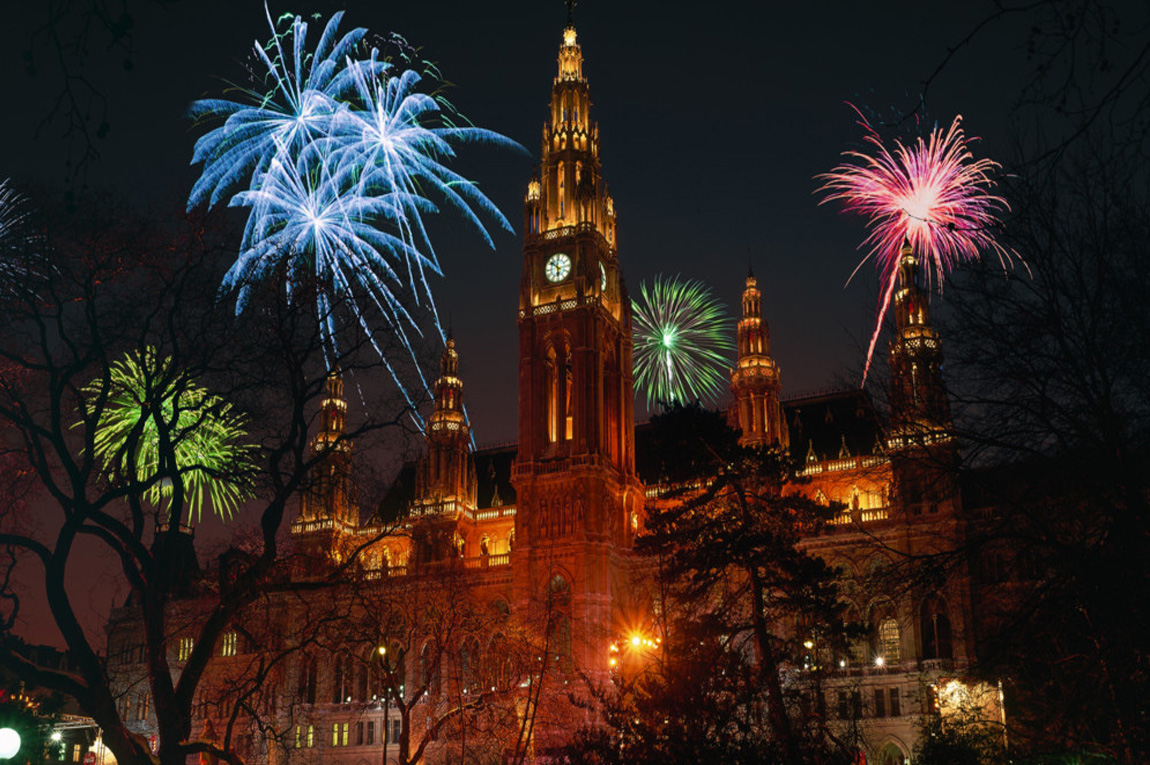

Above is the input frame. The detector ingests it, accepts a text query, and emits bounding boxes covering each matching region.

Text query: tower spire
[521,19,616,249]
[729,267,786,448]
[294,368,358,554]
[414,336,477,512]
[887,239,952,450]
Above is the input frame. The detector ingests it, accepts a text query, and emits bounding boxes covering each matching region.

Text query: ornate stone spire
[730,268,786,448]
[296,369,357,531]
[415,337,477,512]
[887,240,953,450]
[523,22,616,249]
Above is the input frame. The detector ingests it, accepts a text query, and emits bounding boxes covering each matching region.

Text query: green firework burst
[632,275,734,409]
[83,348,256,521]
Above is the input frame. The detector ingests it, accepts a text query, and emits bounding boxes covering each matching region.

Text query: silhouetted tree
[0,196,424,765]
[563,405,857,765]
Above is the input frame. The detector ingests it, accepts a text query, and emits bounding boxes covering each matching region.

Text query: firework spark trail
[817,108,1017,383]
[187,7,519,427]
[0,179,34,284]
[632,275,734,410]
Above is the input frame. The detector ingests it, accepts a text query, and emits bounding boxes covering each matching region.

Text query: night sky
[0,1,1050,644]
[2,0,1038,447]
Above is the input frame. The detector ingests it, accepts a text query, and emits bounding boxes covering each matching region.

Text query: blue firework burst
[187,7,518,424]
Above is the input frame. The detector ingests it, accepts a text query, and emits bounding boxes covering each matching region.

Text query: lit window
[221,631,238,657]
[307,725,314,748]
[72,745,81,763]
[878,618,901,663]
[178,637,195,662]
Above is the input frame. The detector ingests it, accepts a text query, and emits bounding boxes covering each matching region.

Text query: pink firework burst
[818,108,1016,382]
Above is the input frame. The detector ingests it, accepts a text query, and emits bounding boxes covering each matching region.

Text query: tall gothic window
[877,618,901,664]
[420,641,441,696]
[546,347,558,443]
[920,596,953,660]
[546,575,573,671]
[564,359,573,441]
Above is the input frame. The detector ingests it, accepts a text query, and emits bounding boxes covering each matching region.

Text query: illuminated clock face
[599,261,608,291]
[545,253,572,283]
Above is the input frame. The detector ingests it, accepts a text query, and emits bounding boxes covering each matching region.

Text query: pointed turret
[730,268,787,448]
[887,241,953,449]
[414,336,478,514]
[523,24,616,252]
[887,241,959,516]
[293,370,358,560]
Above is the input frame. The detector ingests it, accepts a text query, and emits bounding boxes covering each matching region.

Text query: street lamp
[0,728,21,760]
[377,645,390,758]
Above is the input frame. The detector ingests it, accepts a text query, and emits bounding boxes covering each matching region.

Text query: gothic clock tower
[513,22,643,674]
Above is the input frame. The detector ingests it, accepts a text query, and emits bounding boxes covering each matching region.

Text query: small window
[391,719,401,744]
[307,725,315,748]
[72,745,81,763]
[221,631,238,657]
[873,688,886,717]
[889,687,901,717]
[366,721,374,745]
[178,637,195,662]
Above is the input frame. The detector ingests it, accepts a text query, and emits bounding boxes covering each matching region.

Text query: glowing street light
[0,728,21,760]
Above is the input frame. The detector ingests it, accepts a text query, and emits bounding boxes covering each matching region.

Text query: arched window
[605,349,621,465]
[420,641,440,696]
[545,346,557,443]
[374,641,405,702]
[558,164,565,220]
[879,741,908,765]
[460,637,480,693]
[331,653,354,704]
[563,351,573,440]
[487,633,515,690]
[920,596,953,660]
[842,606,865,667]
[877,618,901,664]
[546,575,573,670]
[870,600,901,665]
[298,655,317,705]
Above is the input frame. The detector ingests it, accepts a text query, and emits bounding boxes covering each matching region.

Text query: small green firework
[83,348,256,522]
[632,275,734,409]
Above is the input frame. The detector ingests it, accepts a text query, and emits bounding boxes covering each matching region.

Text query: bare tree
[0,197,422,765]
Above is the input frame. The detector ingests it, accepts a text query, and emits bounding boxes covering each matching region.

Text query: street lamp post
[378,645,389,765]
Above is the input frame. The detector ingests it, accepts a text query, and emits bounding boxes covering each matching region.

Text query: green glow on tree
[83,348,256,521]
